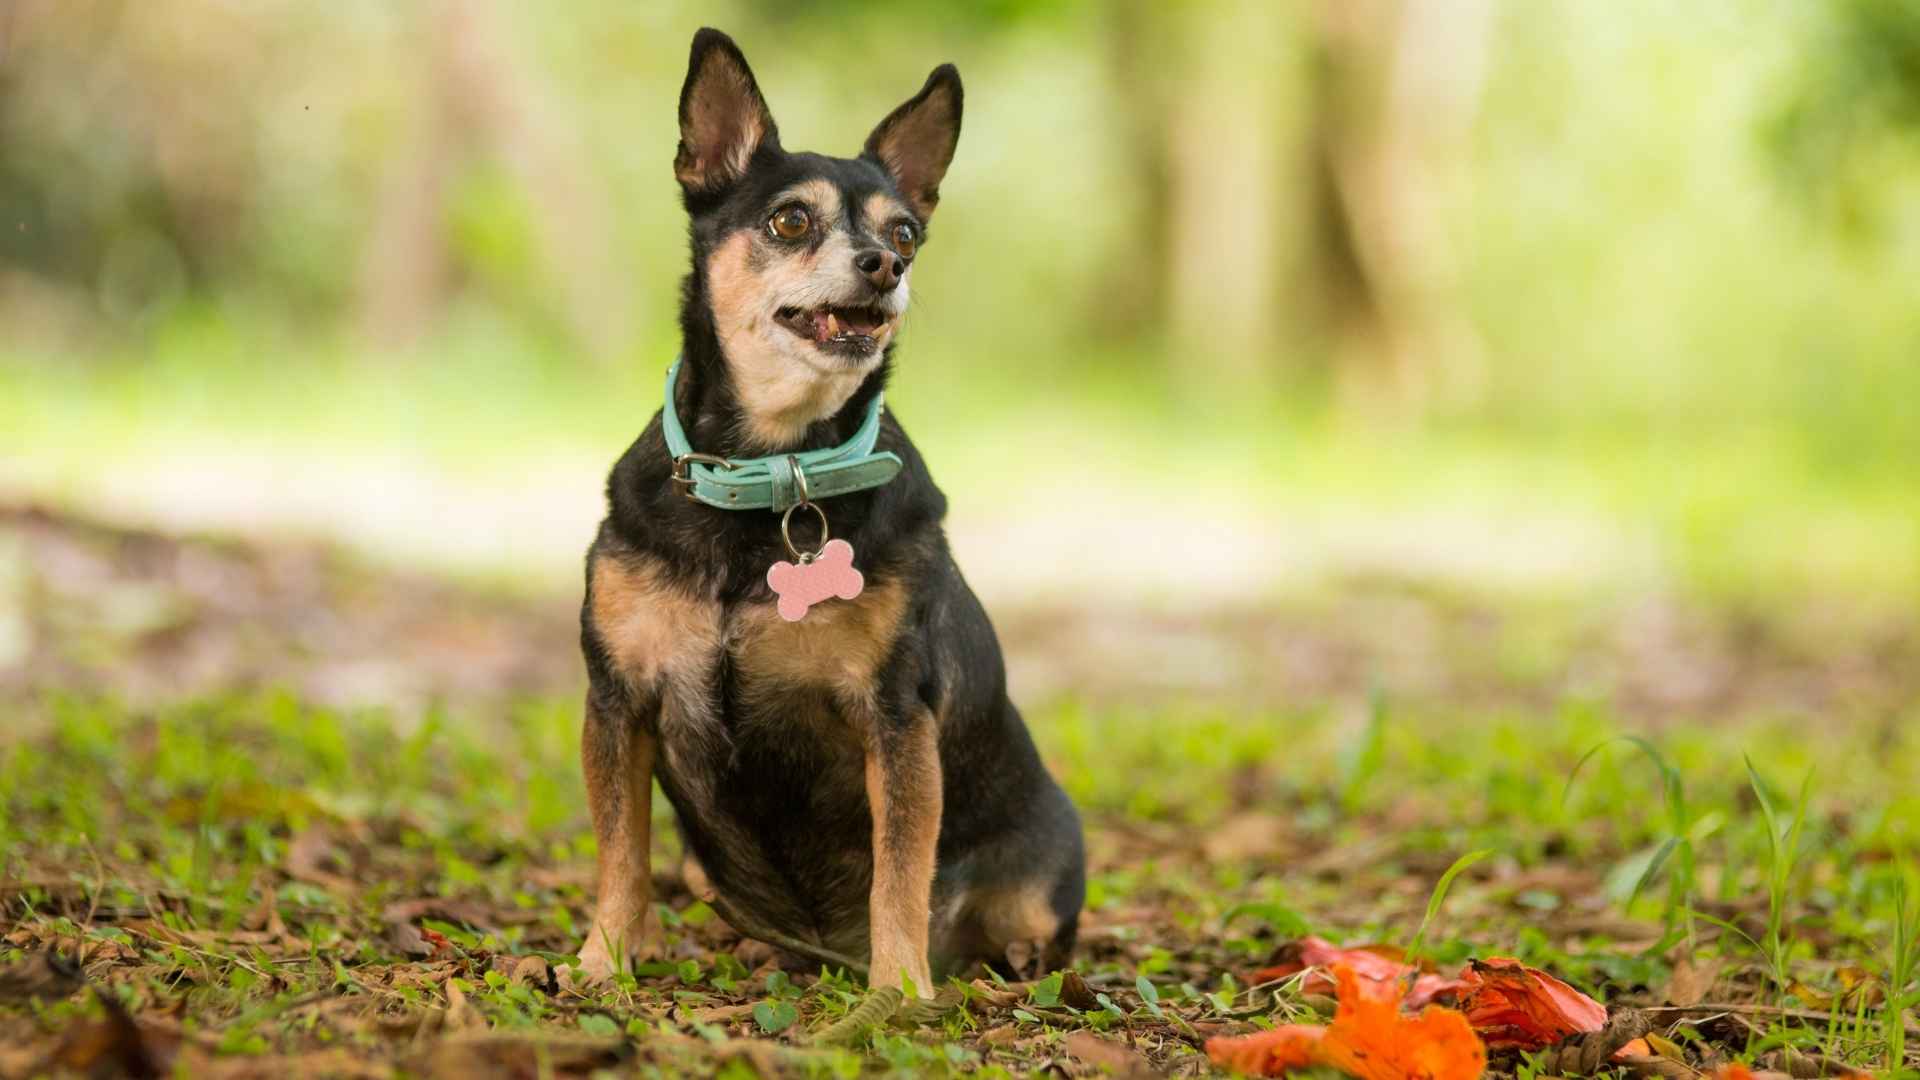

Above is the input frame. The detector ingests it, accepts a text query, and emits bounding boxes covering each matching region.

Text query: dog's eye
[889,223,917,259]
[767,205,811,241]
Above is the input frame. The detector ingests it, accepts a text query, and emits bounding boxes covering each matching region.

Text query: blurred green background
[3,0,1917,607]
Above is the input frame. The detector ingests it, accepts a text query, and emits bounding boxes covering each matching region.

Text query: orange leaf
[1206,1024,1325,1076]
[1207,965,1487,1080]
[1613,1037,1653,1060]
[1252,937,1464,1009]
[1454,957,1606,1050]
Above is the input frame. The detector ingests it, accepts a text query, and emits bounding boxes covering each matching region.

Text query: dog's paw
[869,960,936,999]
[564,922,664,991]
[567,941,619,988]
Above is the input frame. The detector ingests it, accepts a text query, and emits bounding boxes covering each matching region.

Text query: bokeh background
[3,6,1919,1074]
[3,0,1919,702]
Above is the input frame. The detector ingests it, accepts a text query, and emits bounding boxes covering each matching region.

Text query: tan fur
[786,179,843,224]
[729,577,908,695]
[704,180,910,449]
[863,192,913,231]
[577,701,658,981]
[865,718,941,995]
[589,552,722,687]
[974,883,1062,946]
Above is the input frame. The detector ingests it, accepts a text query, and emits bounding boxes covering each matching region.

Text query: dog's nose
[854,249,903,292]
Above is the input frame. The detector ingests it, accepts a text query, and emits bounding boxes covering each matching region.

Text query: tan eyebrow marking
[773,179,842,223]
[863,191,913,232]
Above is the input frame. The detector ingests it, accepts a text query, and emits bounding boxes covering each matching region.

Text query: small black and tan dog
[572,28,1084,995]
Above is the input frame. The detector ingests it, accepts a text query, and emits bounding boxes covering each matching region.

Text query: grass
[2,677,1916,1075]
[0,470,1916,1075]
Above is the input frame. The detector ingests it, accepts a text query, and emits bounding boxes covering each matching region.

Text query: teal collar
[662,357,903,511]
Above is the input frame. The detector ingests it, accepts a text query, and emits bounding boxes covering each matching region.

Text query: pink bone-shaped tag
[766,538,865,621]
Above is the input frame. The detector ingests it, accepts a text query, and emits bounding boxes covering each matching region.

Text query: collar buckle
[670,452,737,503]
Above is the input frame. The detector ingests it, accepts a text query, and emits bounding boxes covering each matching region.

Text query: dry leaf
[1664,957,1722,1006]
[1058,969,1103,1011]
[285,827,357,893]
[0,950,85,1004]
[443,979,484,1031]
[1454,957,1606,1050]
[509,955,550,990]
[1207,964,1486,1080]
[1203,811,1292,862]
[1063,1030,1157,1078]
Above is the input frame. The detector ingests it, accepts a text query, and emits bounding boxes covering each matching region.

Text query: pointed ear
[675,28,778,192]
[863,64,963,221]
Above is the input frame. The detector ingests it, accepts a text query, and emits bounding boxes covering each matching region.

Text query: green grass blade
[1628,834,1683,913]
[1409,849,1492,963]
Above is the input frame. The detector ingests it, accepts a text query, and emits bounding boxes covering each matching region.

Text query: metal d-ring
[787,455,810,505]
[779,500,830,563]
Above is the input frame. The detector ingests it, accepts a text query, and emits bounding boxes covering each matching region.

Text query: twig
[704,894,869,978]
[808,986,903,1045]
[1643,1002,1920,1040]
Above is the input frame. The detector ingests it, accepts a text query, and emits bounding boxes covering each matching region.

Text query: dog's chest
[641,576,912,770]
[720,579,906,709]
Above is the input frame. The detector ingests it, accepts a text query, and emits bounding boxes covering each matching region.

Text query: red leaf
[1252,936,1465,1009]
[1453,957,1606,1050]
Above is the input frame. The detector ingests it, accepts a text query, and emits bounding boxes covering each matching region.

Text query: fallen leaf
[979,1024,1020,1046]
[685,1002,755,1024]
[0,950,85,1003]
[380,898,502,933]
[1664,956,1722,1006]
[1207,964,1486,1079]
[1207,1024,1325,1076]
[1203,811,1292,862]
[1058,969,1102,1011]
[443,979,484,1031]
[1252,937,1463,1009]
[1454,957,1606,1050]
[50,990,179,1079]
[1708,1067,1794,1080]
[285,827,357,893]
[509,955,550,990]
[1064,1030,1156,1078]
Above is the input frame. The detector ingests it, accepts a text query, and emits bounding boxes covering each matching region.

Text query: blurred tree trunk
[1159,0,1289,383]
[1306,0,1492,414]
[1098,0,1173,345]
[358,0,632,357]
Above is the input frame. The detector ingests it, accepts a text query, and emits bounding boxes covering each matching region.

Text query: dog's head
[674,28,961,448]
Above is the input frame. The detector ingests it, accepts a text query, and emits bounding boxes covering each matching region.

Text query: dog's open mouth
[775,304,894,357]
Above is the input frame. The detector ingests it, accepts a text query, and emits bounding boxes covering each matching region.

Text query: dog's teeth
[825,313,839,337]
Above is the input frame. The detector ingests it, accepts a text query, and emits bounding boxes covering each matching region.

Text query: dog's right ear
[675,28,778,193]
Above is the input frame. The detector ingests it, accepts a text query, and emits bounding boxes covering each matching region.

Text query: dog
[572,28,1085,996]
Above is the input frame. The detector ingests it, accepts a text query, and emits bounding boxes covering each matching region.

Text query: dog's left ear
[863,65,963,221]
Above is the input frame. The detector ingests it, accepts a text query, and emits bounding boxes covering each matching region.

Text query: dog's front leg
[864,712,941,996]
[575,687,659,982]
